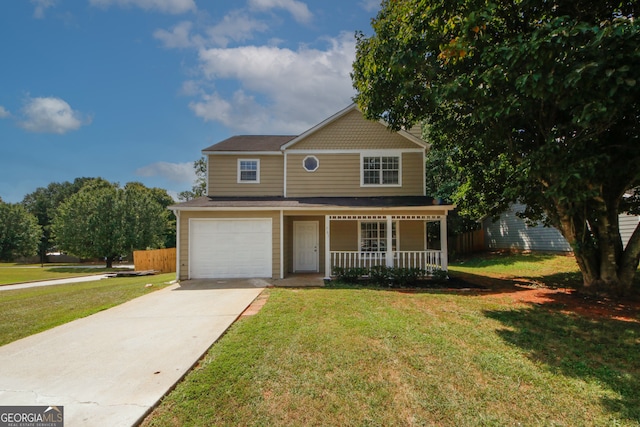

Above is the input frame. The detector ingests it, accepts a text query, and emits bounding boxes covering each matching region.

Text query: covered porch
[283,212,449,278]
[326,214,447,277]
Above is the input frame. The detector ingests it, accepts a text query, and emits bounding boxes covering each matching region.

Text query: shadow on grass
[484,305,640,423]
[451,251,568,268]
[326,270,640,322]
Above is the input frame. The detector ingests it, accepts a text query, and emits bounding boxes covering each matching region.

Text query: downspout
[280,210,284,279]
[283,151,288,198]
[205,155,209,196]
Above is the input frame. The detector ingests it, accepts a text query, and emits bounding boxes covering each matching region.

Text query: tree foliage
[178,157,207,201]
[22,178,95,262]
[0,200,41,261]
[353,0,640,294]
[52,180,169,267]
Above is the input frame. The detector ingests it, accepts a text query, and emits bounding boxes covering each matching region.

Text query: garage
[189,218,272,279]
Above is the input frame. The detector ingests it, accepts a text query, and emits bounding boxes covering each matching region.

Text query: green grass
[0,263,130,285]
[143,286,640,426]
[0,273,175,346]
[450,252,584,287]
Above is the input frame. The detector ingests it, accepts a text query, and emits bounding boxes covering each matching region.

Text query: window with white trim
[360,221,397,252]
[303,155,319,172]
[238,159,260,183]
[362,155,400,185]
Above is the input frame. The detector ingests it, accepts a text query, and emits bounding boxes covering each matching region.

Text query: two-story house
[170,104,454,280]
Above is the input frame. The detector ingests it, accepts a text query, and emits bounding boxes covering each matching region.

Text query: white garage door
[190,219,272,279]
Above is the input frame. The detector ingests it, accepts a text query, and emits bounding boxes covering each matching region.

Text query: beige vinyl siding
[329,219,429,252]
[286,152,424,197]
[208,154,284,197]
[330,220,358,251]
[292,109,421,150]
[398,221,425,251]
[177,210,281,280]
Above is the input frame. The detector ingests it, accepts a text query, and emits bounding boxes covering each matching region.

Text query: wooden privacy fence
[449,229,485,255]
[133,248,176,273]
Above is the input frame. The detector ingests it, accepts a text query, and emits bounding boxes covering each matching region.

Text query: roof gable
[201,104,427,154]
[282,103,428,151]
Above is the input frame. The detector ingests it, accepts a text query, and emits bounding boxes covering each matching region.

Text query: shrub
[332,266,367,283]
[369,265,391,286]
[390,267,424,287]
[431,268,449,282]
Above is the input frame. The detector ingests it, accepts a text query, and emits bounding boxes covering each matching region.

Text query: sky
[0,0,380,203]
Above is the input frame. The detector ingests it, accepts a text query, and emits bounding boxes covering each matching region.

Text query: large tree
[0,199,42,261]
[353,0,640,295]
[52,180,169,268]
[124,182,177,248]
[22,178,96,263]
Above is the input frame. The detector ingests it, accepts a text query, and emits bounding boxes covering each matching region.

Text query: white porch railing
[330,250,443,274]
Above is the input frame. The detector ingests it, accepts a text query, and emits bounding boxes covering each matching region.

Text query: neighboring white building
[483,203,639,252]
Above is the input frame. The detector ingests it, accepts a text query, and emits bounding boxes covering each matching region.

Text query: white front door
[294,221,319,272]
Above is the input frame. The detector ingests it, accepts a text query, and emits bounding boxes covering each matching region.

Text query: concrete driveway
[0,279,267,426]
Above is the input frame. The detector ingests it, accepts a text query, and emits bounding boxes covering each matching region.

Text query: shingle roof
[171,196,451,210]
[203,135,297,152]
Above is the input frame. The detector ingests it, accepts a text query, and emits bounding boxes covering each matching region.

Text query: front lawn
[0,273,175,346]
[142,276,640,425]
[0,263,130,286]
[450,251,583,287]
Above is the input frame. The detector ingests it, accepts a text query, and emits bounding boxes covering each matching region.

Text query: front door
[294,221,319,272]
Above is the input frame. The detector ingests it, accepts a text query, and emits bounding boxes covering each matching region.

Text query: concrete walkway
[0,279,267,426]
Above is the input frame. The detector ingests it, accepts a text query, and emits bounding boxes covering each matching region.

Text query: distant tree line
[0,178,176,267]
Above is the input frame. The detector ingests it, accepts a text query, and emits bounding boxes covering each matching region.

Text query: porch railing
[330,250,443,274]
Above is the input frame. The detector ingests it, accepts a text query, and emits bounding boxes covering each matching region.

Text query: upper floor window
[238,159,260,183]
[362,155,401,186]
[303,155,319,172]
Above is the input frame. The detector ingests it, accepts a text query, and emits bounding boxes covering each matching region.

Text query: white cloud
[179,80,203,96]
[135,161,196,183]
[31,0,56,19]
[155,11,269,49]
[248,0,312,24]
[190,32,356,133]
[154,21,197,48]
[0,106,10,119]
[19,97,90,134]
[360,0,380,13]
[205,10,269,47]
[89,0,196,14]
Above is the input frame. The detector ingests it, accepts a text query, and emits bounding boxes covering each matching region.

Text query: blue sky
[0,0,379,202]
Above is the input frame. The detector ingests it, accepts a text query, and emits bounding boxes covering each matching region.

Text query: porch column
[440,216,448,271]
[324,215,331,279]
[386,215,393,267]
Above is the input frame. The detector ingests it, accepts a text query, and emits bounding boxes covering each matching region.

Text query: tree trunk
[105,256,114,269]
[555,201,639,297]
